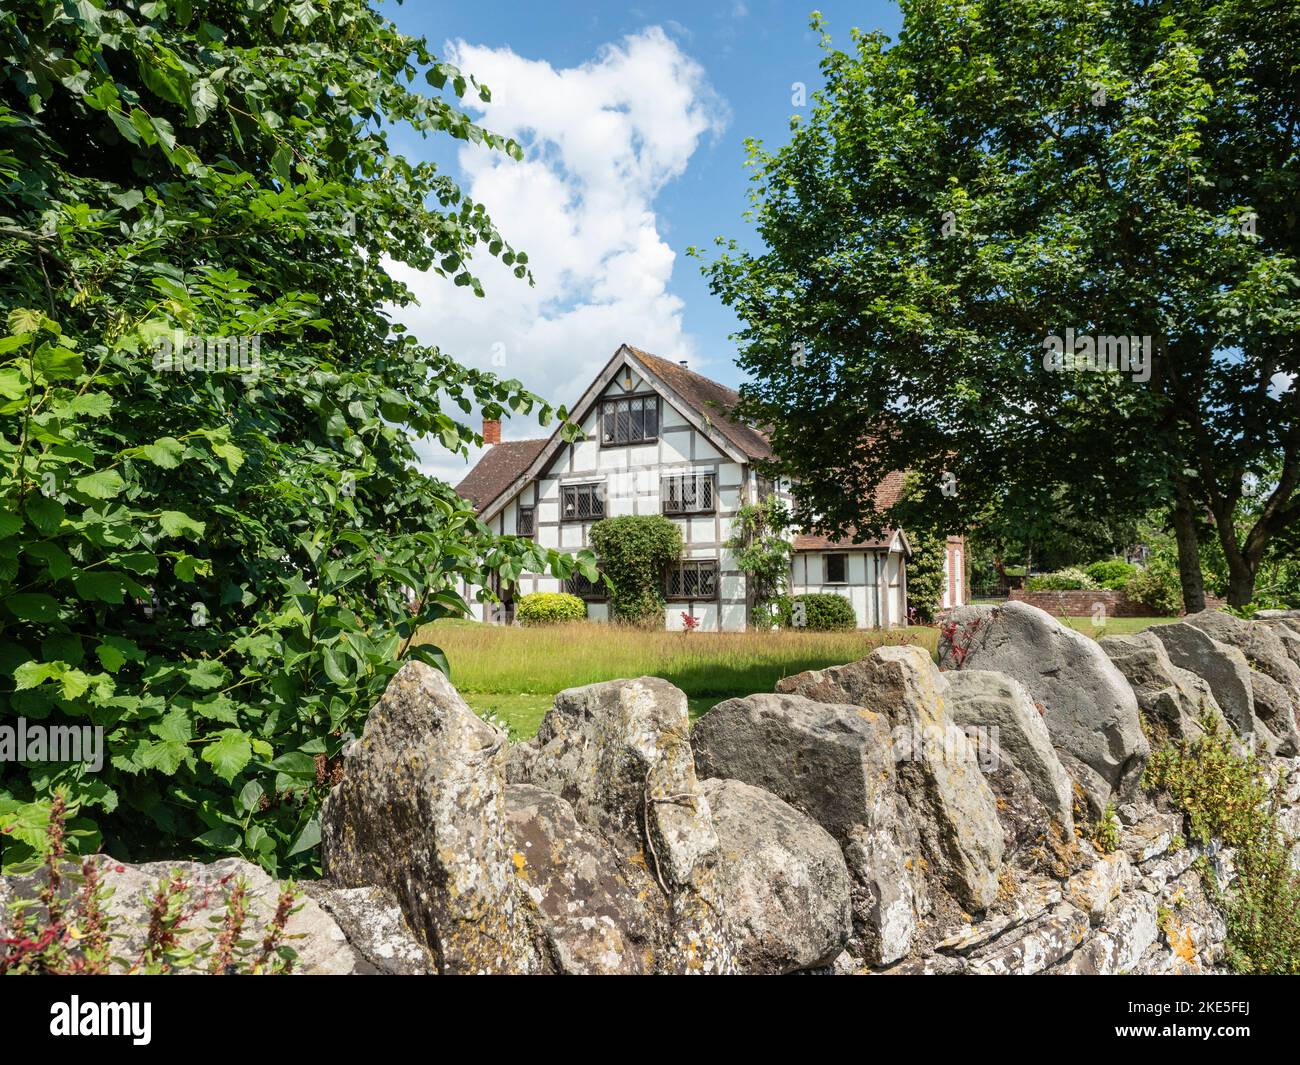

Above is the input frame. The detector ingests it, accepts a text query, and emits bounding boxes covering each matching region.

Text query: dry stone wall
[10,603,1298,975]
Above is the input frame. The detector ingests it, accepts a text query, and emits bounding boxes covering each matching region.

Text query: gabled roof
[624,347,774,462]
[460,344,774,520]
[455,438,548,514]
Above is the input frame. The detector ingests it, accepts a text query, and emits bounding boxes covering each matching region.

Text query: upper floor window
[600,394,659,447]
[825,554,847,584]
[665,559,719,600]
[561,482,604,522]
[517,505,535,537]
[662,472,716,516]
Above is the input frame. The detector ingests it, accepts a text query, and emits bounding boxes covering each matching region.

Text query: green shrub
[782,592,857,631]
[1025,567,1098,591]
[516,592,587,625]
[1144,722,1300,974]
[903,530,947,623]
[589,516,682,624]
[1124,562,1183,614]
[0,3,596,876]
[1085,559,1138,590]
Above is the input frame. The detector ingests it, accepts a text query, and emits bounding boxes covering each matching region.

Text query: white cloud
[388,27,727,486]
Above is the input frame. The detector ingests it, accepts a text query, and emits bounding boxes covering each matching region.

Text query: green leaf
[405,642,450,678]
[182,659,230,691]
[173,553,210,581]
[73,570,127,604]
[201,729,252,783]
[13,660,66,690]
[5,593,62,622]
[124,436,184,468]
[32,342,83,381]
[236,780,264,815]
[24,495,64,536]
[24,542,73,579]
[159,510,205,539]
[287,817,321,856]
[152,708,192,743]
[74,469,126,500]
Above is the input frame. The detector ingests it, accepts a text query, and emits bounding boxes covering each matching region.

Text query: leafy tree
[0,0,593,873]
[588,516,682,624]
[723,494,792,628]
[697,0,1300,610]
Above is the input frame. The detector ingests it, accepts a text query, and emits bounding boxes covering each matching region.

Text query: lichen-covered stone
[692,690,920,966]
[1184,609,1300,699]
[320,660,545,974]
[1247,670,1300,757]
[1053,891,1158,975]
[1149,622,1257,742]
[938,602,1148,814]
[966,903,1090,975]
[1100,631,1234,747]
[777,646,1006,911]
[504,783,665,974]
[517,677,717,888]
[510,676,736,974]
[944,668,1075,837]
[302,883,437,974]
[1066,852,1133,924]
[700,778,852,974]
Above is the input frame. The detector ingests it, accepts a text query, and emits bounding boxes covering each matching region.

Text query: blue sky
[376,1,903,480]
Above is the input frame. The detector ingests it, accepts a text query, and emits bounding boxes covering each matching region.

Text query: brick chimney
[482,418,501,446]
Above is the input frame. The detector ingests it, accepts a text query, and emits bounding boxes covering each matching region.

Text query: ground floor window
[665,559,719,600]
[825,553,847,583]
[565,572,606,600]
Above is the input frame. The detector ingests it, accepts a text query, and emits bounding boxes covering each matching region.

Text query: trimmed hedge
[782,592,857,631]
[516,592,588,626]
[1025,567,1098,591]
[1085,559,1138,590]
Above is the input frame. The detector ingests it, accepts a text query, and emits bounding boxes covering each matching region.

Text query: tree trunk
[1225,564,1257,609]
[1171,487,1206,614]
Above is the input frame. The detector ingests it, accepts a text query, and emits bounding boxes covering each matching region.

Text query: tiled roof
[626,347,776,462]
[454,438,549,514]
[792,530,896,551]
[791,469,906,552]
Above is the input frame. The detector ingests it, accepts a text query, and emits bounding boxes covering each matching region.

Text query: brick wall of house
[1008,588,1226,618]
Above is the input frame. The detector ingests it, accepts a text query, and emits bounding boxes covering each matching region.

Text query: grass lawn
[418,614,1178,740]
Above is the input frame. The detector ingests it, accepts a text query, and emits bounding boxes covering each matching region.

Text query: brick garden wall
[1008,588,1225,618]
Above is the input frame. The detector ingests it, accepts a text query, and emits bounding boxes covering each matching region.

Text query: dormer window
[600,394,659,446]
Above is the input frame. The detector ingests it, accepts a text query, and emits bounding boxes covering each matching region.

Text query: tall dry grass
[419,621,940,699]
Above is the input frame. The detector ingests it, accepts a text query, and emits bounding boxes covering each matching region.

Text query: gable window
[561,482,604,522]
[517,505,535,537]
[825,554,847,584]
[665,559,719,600]
[662,473,716,516]
[565,571,606,600]
[600,394,659,447]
